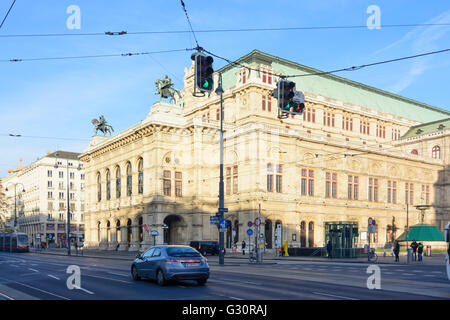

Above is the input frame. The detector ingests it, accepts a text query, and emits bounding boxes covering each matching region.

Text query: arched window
[106,169,111,200]
[115,166,121,198]
[432,145,440,159]
[97,172,101,202]
[126,162,132,196]
[300,221,306,247]
[411,149,418,155]
[138,158,143,194]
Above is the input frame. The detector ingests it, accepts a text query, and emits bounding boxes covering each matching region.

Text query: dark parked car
[189,241,225,256]
[131,245,209,286]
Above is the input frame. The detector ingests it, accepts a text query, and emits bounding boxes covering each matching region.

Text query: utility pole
[216,72,225,266]
[406,203,409,264]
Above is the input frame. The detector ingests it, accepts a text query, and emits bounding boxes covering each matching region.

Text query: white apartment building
[0,151,86,246]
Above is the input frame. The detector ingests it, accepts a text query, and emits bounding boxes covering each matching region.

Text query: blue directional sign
[218,208,228,213]
[219,219,227,229]
[247,228,253,236]
[210,216,219,225]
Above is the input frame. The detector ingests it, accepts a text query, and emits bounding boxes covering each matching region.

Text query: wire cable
[2,23,450,38]
[179,0,200,49]
[203,47,450,79]
[0,47,196,63]
[0,0,16,29]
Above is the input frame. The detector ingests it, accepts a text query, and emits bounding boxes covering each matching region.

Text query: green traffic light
[202,80,210,88]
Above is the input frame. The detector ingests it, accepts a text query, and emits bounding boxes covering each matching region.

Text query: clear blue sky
[0,0,449,176]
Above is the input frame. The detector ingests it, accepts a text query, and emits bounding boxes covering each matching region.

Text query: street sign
[151,230,159,236]
[210,216,219,222]
[254,217,261,227]
[247,221,253,227]
[218,208,228,213]
[219,228,227,233]
[219,219,227,229]
[247,229,253,236]
[143,224,149,232]
[368,225,376,234]
[368,218,373,225]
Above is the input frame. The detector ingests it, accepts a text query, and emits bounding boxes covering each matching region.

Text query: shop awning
[396,224,445,242]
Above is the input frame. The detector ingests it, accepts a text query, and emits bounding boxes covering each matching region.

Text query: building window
[392,128,400,140]
[405,183,414,205]
[343,115,353,131]
[262,95,266,111]
[242,69,246,84]
[59,171,64,179]
[411,149,418,155]
[262,70,267,83]
[70,193,75,200]
[303,107,316,123]
[368,178,378,202]
[163,170,171,196]
[70,203,75,212]
[47,170,52,177]
[325,172,337,198]
[115,167,121,198]
[106,169,111,200]
[348,175,359,200]
[59,202,65,211]
[267,163,273,192]
[59,192,64,200]
[233,166,238,194]
[376,124,386,138]
[48,191,53,199]
[175,172,182,197]
[126,162,132,196]
[301,169,314,196]
[81,174,85,180]
[97,172,101,202]
[431,145,440,159]
[70,172,75,179]
[48,181,52,188]
[275,165,282,193]
[388,180,397,204]
[323,111,335,127]
[48,202,53,211]
[226,167,232,195]
[360,119,370,135]
[138,158,144,194]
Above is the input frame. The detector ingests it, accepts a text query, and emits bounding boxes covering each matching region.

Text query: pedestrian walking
[417,242,424,261]
[242,240,246,255]
[410,240,418,261]
[326,240,332,259]
[394,241,400,262]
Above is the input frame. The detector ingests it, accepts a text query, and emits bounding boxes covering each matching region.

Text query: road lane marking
[229,296,243,300]
[73,286,94,295]
[312,292,358,300]
[0,291,14,300]
[107,272,129,277]
[402,273,415,276]
[48,275,60,280]
[83,274,133,284]
[431,271,442,274]
[28,268,39,273]
[3,280,70,300]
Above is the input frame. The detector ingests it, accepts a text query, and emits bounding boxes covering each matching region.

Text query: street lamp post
[5,182,25,232]
[54,155,81,256]
[215,72,225,266]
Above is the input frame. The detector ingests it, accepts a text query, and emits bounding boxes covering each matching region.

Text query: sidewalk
[28,247,446,266]
[225,252,446,265]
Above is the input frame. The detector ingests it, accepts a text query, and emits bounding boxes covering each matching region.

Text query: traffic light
[273,79,305,115]
[192,52,214,93]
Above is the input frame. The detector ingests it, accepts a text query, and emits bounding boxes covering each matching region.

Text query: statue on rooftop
[154,75,182,104]
[91,115,114,136]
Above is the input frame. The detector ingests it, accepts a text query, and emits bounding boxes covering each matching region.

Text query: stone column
[118,224,128,251]
[128,223,140,251]
[108,228,118,250]
[99,224,108,250]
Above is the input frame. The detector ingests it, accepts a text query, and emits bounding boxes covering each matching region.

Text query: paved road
[0,252,448,300]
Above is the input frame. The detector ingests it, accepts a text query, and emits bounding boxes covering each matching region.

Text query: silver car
[131,245,210,286]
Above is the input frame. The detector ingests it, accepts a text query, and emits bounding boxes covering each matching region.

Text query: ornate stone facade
[80,50,450,252]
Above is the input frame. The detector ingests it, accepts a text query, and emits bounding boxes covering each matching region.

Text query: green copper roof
[218,50,450,123]
[402,117,450,138]
[396,224,445,242]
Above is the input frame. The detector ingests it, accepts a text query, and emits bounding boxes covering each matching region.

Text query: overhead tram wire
[0,0,16,29]
[1,133,90,141]
[179,0,200,50]
[0,47,197,63]
[202,47,450,80]
[2,23,450,38]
